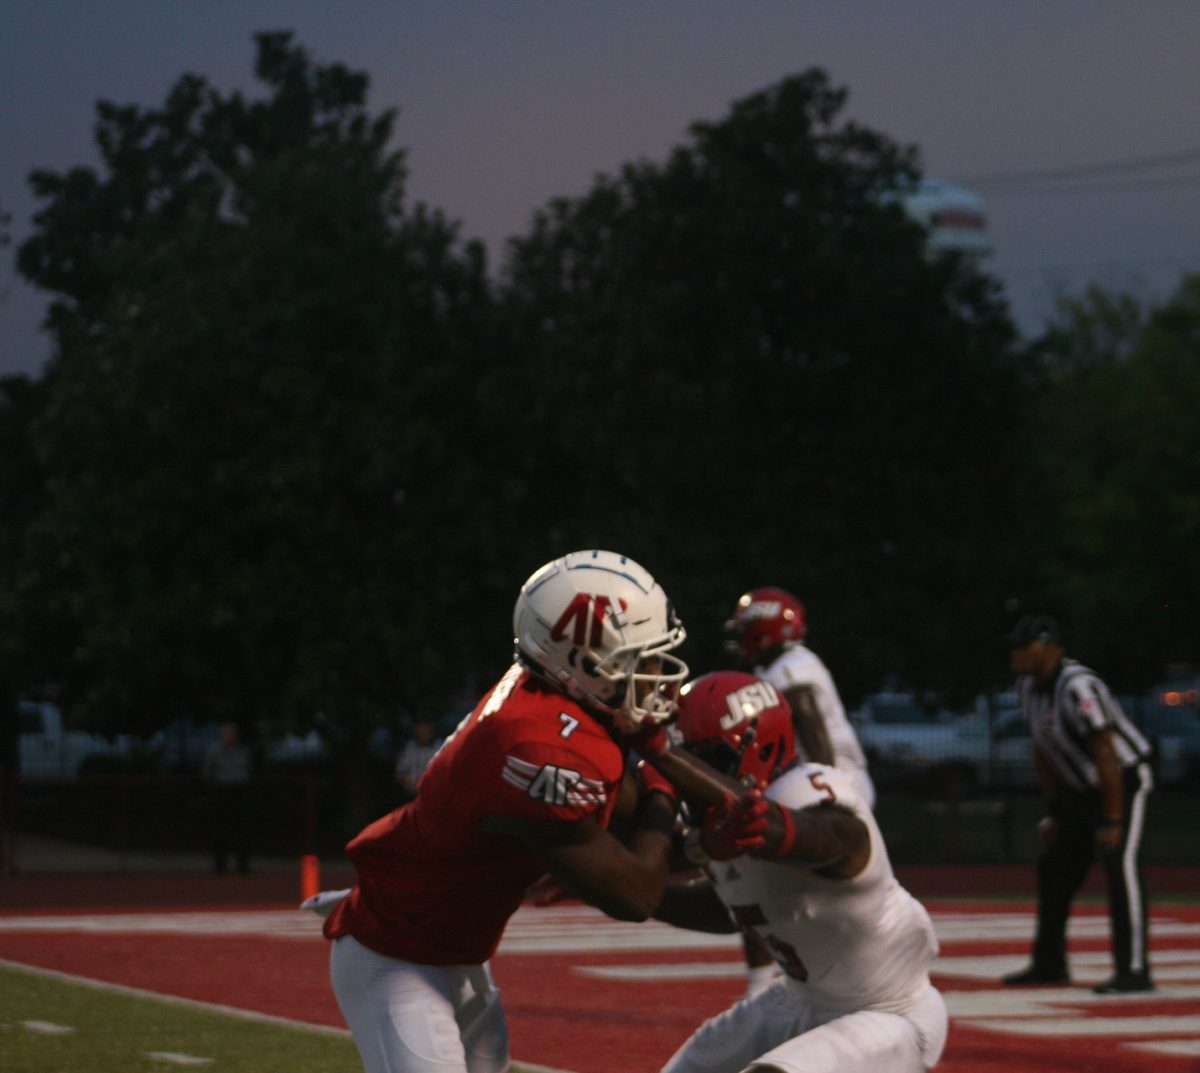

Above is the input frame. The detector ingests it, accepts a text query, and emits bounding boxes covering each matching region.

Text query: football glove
[700,790,769,861]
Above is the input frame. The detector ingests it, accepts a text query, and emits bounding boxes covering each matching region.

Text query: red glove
[626,719,670,758]
[700,790,769,861]
[637,759,677,804]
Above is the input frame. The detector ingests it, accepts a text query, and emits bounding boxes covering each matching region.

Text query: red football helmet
[674,671,796,791]
[724,587,807,666]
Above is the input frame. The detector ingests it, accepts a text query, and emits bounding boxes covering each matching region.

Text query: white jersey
[756,644,874,806]
[706,763,937,1013]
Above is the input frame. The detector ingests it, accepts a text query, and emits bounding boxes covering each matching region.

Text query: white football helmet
[513,550,689,732]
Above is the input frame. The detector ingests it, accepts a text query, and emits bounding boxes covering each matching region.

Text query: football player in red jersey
[318,550,747,1073]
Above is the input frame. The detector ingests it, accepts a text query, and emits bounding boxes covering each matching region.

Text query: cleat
[1001,965,1070,986]
[1092,972,1154,994]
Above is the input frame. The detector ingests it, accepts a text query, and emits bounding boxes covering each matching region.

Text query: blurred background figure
[724,586,876,996]
[203,721,253,874]
[725,587,874,806]
[393,717,443,803]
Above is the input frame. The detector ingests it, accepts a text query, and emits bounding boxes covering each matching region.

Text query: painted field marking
[0,910,324,938]
[946,985,1200,1016]
[20,1019,75,1034]
[4,907,1195,950]
[4,904,1197,950]
[147,1052,214,1066]
[959,1014,1200,1037]
[934,949,1200,983]
[933,913,1200,943]
[578,963,745,980]
[0,958,578,1073]
[4,904,1199,1068]
[1131,1040,1200,1057]
[0,958,350,1037]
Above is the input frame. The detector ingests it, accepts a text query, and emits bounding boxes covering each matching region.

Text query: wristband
[766,804,796,860]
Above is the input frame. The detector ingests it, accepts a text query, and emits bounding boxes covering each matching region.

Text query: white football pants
[661,977,947,1073]
[330,935,510,1073]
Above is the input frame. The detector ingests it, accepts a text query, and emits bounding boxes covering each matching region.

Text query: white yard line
[0,957,350,1037]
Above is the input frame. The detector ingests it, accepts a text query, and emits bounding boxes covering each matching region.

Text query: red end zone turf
[1,901,1198,1073]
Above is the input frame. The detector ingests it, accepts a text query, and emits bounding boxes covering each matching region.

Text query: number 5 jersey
[706,762,938,1013]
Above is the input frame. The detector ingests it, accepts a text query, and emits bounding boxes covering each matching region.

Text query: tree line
[2,34,1196,790]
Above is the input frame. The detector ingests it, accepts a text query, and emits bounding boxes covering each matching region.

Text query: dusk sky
[3,1,1199,377]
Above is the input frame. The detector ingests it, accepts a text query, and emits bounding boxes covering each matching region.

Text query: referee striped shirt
[1018,659,1152,793]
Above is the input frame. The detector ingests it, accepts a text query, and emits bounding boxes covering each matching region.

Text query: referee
[1002,615,1155,993]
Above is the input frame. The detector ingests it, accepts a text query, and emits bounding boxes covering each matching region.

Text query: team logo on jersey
[502,754,607,809]
[551,593,629,647]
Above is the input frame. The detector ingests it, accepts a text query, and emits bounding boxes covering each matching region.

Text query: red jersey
[324,664,625,964]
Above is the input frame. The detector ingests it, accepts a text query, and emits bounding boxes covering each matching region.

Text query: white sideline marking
[0,910,325,939]
[934,950,1200,982]
[1130,1040,1200,1057]
[946,985,1200,1016]
[0,958,349,1037]
[959,1015,1200,1037]
[0,959,579,1073]
[147,1052,213,1066]
[4,904,1197,953]
[21,1019,75,1034]
[578,963,744,980]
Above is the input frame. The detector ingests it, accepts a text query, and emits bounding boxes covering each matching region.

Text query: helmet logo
[551,593,629,648]
[721,680,781,730]
[742,600,784,622]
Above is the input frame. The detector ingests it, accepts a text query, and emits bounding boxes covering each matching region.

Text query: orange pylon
[301,853,320,901]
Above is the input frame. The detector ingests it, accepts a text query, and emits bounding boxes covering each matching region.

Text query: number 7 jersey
[707,762,938,1012]
[324,663,625,965]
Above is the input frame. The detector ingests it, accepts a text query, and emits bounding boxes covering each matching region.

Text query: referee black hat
[1007,614,1064,648]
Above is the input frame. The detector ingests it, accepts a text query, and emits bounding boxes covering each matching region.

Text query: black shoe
[1093,972,1154,994]
[1002,965,1070,985]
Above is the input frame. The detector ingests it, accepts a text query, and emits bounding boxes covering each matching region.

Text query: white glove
[300,888,352,917]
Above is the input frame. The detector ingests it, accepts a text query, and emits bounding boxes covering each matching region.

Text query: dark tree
[1025,276,1200,689]
[15,34,499,823]
[500,70,1025,702]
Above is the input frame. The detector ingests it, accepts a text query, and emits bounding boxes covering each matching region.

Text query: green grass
[0,961,362,1073]
[0,962,552,1073]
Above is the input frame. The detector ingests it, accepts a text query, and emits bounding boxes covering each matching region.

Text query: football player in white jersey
[725,588,874,808]
[655,671,947,1073]
[723,588,877,996]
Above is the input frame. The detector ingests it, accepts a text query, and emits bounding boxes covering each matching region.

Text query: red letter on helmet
[552,593,630,648]
[551,592,592,646]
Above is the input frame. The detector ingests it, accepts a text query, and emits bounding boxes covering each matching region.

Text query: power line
[979,173,1200,197]
[954,148,1200,189]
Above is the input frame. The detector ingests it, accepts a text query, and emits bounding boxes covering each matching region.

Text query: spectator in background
[393,717,442,802]
[203,721,253,874]
[1002,614,1155,993]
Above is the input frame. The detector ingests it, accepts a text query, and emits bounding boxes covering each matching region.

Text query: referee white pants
[330,935,510,1073]
[660,977,947,1073]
